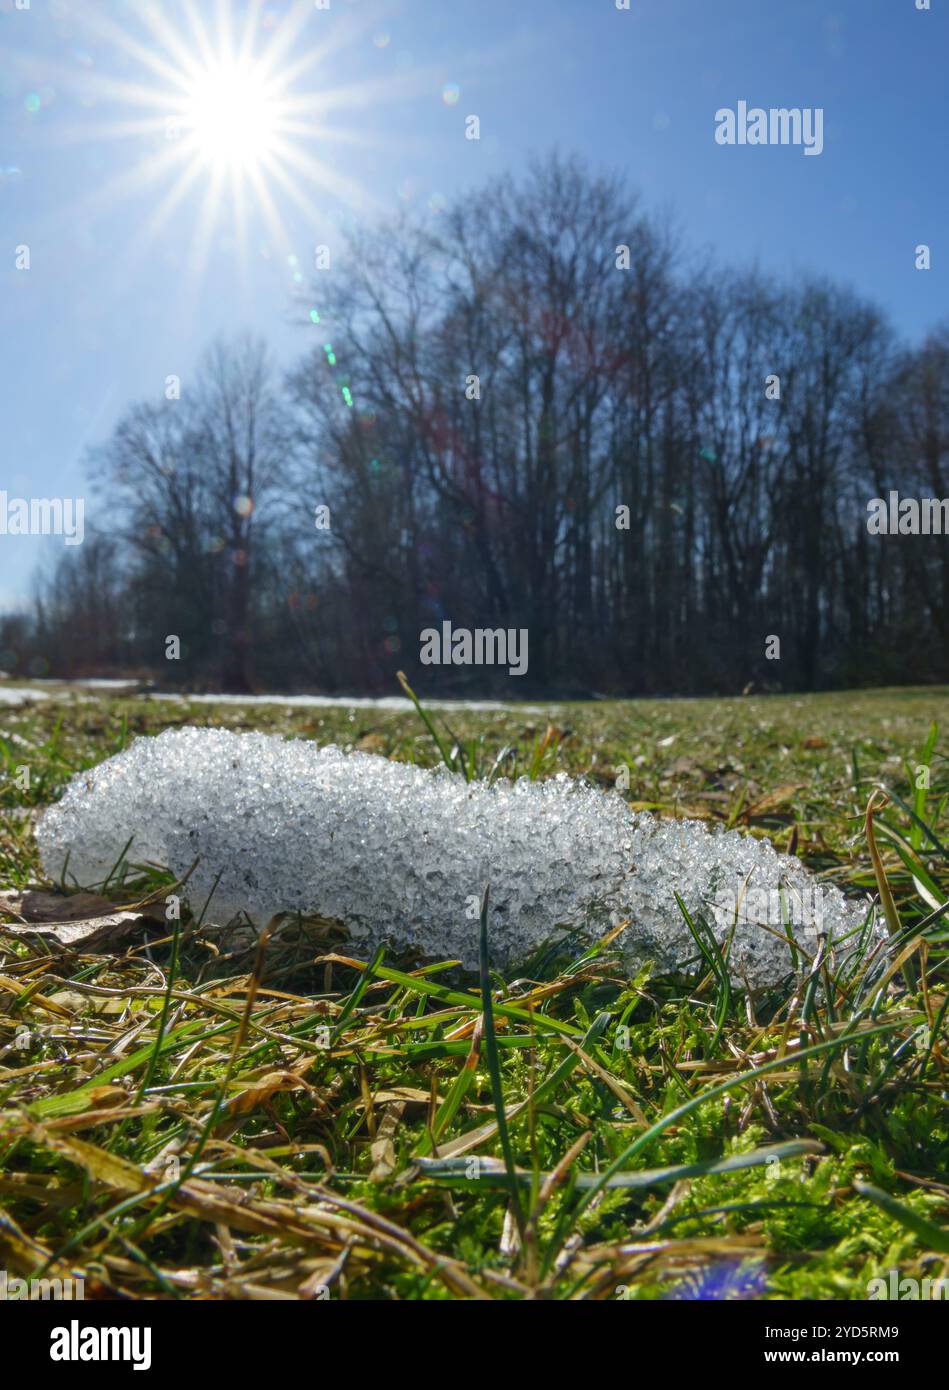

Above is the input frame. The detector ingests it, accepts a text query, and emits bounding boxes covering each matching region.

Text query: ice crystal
[36,727,871,987]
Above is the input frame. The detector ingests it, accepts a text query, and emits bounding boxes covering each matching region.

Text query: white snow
[146,692,547,713]
[36,726,872,986]
[32,678,144,690]
[0,686,52,706]
[0,679,544,713]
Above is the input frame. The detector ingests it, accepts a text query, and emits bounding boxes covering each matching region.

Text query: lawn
[0,684,947,1300]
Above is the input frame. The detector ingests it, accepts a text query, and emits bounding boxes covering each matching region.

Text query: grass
[0,683,947,1300]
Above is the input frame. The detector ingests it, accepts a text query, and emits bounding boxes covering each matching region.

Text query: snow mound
[36,727,871,986]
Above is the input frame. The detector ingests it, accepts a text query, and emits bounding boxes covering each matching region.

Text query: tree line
[4,155,947,696]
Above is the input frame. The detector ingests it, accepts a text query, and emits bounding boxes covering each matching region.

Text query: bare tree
[89,335,287,690]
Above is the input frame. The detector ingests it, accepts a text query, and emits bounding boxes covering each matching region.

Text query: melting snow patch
[32,678,144,690]
[146,692,546,713]
[0,686,52,706]
[36,727,871,987]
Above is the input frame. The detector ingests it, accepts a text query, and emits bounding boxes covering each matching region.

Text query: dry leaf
[668,756,700,776]
[225,1069,314,1116]
[741,784,806,821]
[370,1102,406,1180]
[367,1087,433,1106]
[0,890,121,921]
[76,1085,130,1110]
[0,890,145,949]
[355,732,387,753]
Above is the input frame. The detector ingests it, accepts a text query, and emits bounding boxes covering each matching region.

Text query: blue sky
[1,0,946,605]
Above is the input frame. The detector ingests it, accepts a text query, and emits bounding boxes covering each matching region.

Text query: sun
[182,59,281,172]
[43,1,428,300]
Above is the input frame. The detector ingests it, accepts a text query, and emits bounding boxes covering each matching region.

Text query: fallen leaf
[355,732,387,753]
[370,1102,407,1181]
[76,1085,129,1110]
[668,756,700,776]
[742,784,807,821]
[225,1070,314,1116]
[1,890,118,922]
[367,1087,434,1106]
[47,991,92,1012]
[0,891,146,949]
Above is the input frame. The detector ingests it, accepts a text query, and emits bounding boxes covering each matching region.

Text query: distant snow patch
[0,686,52,706]
[147,691,547,713]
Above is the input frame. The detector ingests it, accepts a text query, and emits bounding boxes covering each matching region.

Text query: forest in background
[3,156,947,697]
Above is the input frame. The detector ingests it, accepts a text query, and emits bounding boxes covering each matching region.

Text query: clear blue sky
[1,0,946,607]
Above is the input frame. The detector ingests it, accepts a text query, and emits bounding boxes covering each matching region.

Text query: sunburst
[44,1,428,299]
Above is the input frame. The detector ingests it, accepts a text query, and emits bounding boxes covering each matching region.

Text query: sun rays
[43,0,422,293]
